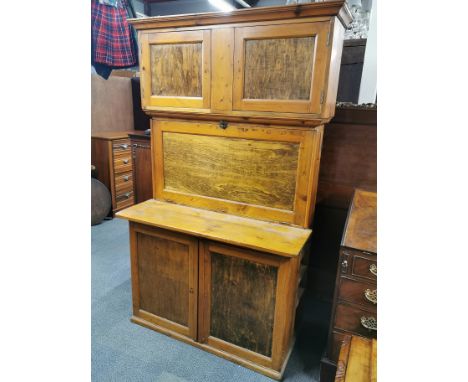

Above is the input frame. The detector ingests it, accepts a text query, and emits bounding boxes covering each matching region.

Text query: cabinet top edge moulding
[130,1,352,126]
[128,1,352,31]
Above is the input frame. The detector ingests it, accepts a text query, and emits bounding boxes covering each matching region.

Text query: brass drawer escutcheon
[369,263,377,276]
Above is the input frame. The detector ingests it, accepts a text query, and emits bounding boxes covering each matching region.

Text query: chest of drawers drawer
[339,249,376,281]
[334,302,377,338]
[338,277,377,309]
[352,255,377,281]
[113,154,133,174]
[115,171,134,192]
[112,139,131,154]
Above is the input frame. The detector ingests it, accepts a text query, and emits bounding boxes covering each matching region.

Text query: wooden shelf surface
[116,199,312,257]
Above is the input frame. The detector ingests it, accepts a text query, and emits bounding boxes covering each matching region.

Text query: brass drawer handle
[341,259,348,273]
[123,175,129,181]
[369,264,377,276]
[122,158,129,164]
[361,316,377,331]
[119,144,129,149]
[123,192,131,199]
[364,289,377,304]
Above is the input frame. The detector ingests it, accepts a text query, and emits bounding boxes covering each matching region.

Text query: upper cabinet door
[233,22,330,114]
[140,30,211,109]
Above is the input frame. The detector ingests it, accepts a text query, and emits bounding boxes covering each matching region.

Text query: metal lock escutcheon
[219,120,228,130]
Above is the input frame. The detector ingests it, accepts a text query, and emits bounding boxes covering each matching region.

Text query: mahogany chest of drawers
[91,131,135,215]
[321,189,377,381]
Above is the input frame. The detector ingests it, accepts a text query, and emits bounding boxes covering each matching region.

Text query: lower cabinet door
[198,240,295,371]
[129,222,199,340]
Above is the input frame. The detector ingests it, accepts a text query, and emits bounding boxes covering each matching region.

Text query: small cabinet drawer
[113,139,131,154]
[338,278,377,309]
[352,256,377,281]
[115,180,134,194]
[113,155,133,173]
[115,171,134,190]
[334,303,377,338]
[116,190,134,210]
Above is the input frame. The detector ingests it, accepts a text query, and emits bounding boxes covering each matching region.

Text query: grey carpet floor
[92,218,331,382]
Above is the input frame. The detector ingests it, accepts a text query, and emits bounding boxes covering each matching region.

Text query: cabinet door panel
[233,22,330,114]
[130,223,198,339]
[141,30,211,109]
[199,241,295,369]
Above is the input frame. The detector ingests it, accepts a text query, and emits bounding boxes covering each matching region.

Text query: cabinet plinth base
[131,315,294,380]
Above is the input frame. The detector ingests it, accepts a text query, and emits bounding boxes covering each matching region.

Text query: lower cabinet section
[128,222,301,380]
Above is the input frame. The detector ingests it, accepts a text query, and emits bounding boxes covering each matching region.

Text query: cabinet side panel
[137,232,190,326]
[210,252,277,357]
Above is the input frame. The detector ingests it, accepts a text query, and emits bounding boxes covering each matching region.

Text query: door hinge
[326,29,331,47]
[320,90,325,104]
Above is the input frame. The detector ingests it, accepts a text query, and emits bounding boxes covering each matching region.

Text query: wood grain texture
[163,132,299,210]
[150,42,202,97]
[210,252,277,357]
[116,199,311,257]
[335,336,376,382]
[137,232,190,326]
[211,28,234,112]
[342,190,377,253]
[243,36,314,100]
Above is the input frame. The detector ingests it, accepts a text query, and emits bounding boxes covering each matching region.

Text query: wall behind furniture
[91,74,135,133]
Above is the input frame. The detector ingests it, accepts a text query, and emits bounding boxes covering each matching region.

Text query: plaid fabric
[91,0,136,67]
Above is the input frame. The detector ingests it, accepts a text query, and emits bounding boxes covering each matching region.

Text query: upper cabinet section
[130,1,352,126]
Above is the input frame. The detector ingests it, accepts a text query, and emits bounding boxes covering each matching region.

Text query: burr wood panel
[137,232,190,326]
[150,42,202,97]
[210,252,278,357]
[130,223,199,339]
[233,22,331,114]
[243,36,315,101]
[141,30,211,109]
[163,132,299,210]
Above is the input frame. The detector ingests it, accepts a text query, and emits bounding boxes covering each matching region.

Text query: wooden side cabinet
[91,131,135,215]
